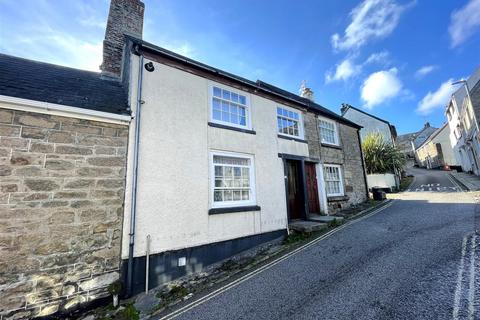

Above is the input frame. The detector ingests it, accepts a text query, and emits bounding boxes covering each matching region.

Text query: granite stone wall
[0,109,129,319]
[304,112,367,213]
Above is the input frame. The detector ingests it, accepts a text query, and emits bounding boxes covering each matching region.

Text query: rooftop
[0,54,129,115]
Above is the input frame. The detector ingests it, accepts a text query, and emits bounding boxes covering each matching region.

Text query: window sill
[321,143,342,150]
[209,205,261,215]
[327,195,349,202]
[277,134,307,144]
[208,122,256,135]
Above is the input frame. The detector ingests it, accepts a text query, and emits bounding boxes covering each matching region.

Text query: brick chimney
[299,80,314,101]
[101,0,145,77]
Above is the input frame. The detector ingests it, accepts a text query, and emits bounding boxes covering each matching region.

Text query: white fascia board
[0,95,132,125]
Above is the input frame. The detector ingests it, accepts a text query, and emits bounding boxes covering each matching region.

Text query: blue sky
[1,0,479,134]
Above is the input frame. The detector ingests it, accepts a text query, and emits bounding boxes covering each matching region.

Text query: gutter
[126,48,144,297]
[0,95,131,125]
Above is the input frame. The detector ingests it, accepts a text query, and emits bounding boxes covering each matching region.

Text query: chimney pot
[299,80,314,101]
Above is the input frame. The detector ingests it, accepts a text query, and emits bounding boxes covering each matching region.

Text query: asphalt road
[159,168,479,320]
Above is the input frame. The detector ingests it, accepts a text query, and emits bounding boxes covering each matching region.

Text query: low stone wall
[0,109,129,319]
[367,173,397,191]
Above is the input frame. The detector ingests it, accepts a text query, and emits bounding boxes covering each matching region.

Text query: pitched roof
[129,37,361,129]
[416,122,448,150]
[0,53,129,115]
[341,104,392,126]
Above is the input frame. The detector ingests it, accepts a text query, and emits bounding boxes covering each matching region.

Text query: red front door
[305,162,320,214]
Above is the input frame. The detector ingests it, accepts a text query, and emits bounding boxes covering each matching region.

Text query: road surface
[158,168,479,320]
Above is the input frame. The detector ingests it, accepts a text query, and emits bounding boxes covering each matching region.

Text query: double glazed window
[277,106,304,138]
[319,118,339,145]
[211,86,249,129]
[323,165,344,196]
[211,152,255,208]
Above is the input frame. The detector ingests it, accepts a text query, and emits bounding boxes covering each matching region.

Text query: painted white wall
[342,108,394,144]
[122,56,310,258]
[366,173,397,190]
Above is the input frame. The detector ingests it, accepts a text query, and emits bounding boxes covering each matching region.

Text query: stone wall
[0,109,129,319]
[304,113,367,213]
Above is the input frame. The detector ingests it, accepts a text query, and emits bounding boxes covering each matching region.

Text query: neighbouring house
[340,104,397,145]
[397,123,438,162]
[446,67,480,175]
[415,123,459,169]
[340,103,399,191]
[0,54,131,318]
[95,0,368,296]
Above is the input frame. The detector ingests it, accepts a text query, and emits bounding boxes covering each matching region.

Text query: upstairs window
[211,152,256,208]
[324,165,344,197]
[319,118,339,146]
[211,86,250,129]
[277,106,304,138]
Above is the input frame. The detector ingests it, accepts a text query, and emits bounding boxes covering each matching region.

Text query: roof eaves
[129,37,362,129]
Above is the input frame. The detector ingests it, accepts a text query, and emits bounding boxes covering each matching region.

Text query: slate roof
[0,53,129,115]
[130,37,362,129]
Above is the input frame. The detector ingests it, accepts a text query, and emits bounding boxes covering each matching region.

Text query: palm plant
[362,132,406,174]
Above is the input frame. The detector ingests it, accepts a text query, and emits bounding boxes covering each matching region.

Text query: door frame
[280,154,329,219]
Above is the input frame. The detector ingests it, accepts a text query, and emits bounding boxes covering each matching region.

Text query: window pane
[222,112,229,122]
[239,117,246,126]
[214,191,223,201]
[213,87,221,97]
[222,101,229,112]
[231,114,238,124]
[224,190,233,201]
[239,96,246,105]
[213,98,221,110]
[239,107,246,116]
[231,93,239,102]
[222,90,230,100]
[233,191,241,201]
[242,191,249,200]
[213,110,221,121]
[231,104,238,115]
[277,107,282,115]
[214,166,223,177]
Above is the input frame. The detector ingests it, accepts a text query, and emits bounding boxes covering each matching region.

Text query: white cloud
[325,58,361,83]
[331,0,413,51]
[360,68,403,108]
[415,65,437,78]
[364,51,390,65]
[449,0,480,47]
[417,79,456,115]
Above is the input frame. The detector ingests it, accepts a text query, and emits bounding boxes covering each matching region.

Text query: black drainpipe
[357,130,369,199]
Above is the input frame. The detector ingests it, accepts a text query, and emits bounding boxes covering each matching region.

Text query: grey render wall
[0,108,129,319]
[342,108,394,144]
[304,112,367,213]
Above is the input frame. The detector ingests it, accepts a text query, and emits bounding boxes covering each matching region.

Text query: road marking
[157,201,395,320]
[447,174,463,193]
[468,234,476,320]
[453,236,468,320]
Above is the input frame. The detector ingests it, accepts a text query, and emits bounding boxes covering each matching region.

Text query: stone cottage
[0,53,130,317]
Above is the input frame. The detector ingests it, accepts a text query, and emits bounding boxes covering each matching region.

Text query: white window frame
[276,105,304,139]
[209,83,252,130]
[323,164,344,197]
[318,116,340,146]
[209,150,256,209]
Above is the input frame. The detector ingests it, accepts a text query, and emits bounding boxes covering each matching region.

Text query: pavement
[450,171,480,191]
[152,167,480,320]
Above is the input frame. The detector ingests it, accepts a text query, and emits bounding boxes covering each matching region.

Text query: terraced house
[0,0,368,317]
[110,0,368,295]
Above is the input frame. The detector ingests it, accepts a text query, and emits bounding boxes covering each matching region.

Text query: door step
[288,220,328,233]
[307,214,344,223]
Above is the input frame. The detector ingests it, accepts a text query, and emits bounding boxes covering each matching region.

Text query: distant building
[415,123,459,169]
[341,104,397,145]
[397,123,438,160]
[446,67,480,174]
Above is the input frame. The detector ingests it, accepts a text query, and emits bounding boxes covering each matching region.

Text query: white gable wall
[343,108,394,144]
[122,56,309,258]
